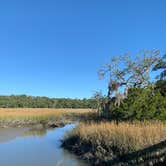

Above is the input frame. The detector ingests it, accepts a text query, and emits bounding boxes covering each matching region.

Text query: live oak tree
[98,49,163,119]
[99,50,160,105]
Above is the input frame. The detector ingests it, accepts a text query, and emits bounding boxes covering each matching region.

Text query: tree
[153,54,166,80]
[0,95,96,108]
[119,86,166,120]
[98,49,161,107]
[154,80,166,96]
[97,49,165,121]
[92,91,106,115]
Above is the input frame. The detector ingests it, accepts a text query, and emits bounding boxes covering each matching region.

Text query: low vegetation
[0,108,93,127]
[0,108,92,118]
[63,121,166,165]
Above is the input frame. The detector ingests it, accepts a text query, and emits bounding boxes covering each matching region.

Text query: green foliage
[103,86,166,121]
[155,80,166,96]
[121,87,165,120]
[98,50,166,121]
[0,95,96,108]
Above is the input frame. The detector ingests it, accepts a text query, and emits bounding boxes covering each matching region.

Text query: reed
[66,121,166,152]
[63,121,166,164]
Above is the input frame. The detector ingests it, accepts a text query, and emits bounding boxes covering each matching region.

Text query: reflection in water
[0,124,87,166]
[0,127,29,143]
[24,128,48,137]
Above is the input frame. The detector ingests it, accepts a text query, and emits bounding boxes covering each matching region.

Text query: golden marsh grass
[0,108,92,120]
[66,121,166,154]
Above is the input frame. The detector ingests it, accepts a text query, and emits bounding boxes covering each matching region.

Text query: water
[0,124,87,166]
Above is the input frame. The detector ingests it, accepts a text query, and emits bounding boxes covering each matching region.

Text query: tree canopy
[0,95,96,108]
[98,50,166,121]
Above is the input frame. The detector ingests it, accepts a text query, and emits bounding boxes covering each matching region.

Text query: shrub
[101,86,166,121]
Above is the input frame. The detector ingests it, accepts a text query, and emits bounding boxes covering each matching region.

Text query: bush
[119,87,166,120]
[101,86,166,121]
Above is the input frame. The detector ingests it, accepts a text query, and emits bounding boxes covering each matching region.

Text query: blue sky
[0,0,166,98]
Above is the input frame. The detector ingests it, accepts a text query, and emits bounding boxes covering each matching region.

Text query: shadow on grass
[106,140,166,166]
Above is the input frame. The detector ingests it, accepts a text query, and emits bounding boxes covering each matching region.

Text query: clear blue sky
[0,0,166,98]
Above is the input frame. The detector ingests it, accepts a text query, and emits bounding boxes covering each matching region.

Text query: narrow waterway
[0,124,87,166]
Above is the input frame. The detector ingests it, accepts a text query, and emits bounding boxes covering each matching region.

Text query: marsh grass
[64,121,166,161]
[0,108,93,126]
[0,108,92,119]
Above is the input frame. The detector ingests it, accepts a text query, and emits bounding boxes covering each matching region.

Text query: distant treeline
[0,95,96,108]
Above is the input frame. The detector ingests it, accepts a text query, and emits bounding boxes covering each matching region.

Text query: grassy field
[63,121,166,165]
[0,108,92,119]
[0,108,93,127]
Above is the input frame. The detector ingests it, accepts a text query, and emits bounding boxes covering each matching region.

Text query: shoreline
[62,122,166,166]
[0,117,74,131]
[0,108,94,128]
[62,140,166,166]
